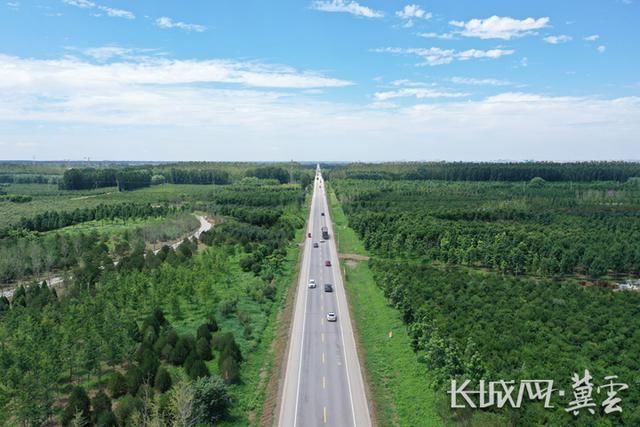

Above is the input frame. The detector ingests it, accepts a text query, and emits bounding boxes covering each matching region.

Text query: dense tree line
[6,203,177,236]
[116,169,152,191]
[328,161,640,182]
[245,166,290,184]
[59,168,153,191]
[0,194,32,203]
[0,174,58,184]
[59,168,119,190]
[336,179,640,278]
[163,167,231,185]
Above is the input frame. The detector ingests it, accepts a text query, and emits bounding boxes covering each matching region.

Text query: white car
[326,312,337,322]
[308,279,316,288]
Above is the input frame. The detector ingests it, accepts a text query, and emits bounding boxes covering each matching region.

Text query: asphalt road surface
[278,167,371,426]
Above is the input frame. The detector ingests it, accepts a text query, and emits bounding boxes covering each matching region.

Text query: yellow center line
[323,407,327,424]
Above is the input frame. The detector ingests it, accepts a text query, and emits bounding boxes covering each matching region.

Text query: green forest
[329,164,640,426]
[0,162,313,426]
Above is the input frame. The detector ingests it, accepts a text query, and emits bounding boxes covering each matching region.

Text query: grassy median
[327,187,443,427]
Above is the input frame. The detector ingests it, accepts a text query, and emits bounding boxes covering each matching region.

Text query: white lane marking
[323,182,358,427]
[291,184,317,427]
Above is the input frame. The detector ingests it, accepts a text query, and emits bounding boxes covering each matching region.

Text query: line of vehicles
[308,207,337,322]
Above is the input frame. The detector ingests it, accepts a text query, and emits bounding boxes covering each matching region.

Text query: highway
[278,166,371,426]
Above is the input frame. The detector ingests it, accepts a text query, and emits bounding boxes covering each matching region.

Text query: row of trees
[58,165,314,191]
[328,161,640,182]
[335,179,640,278]
[0,174,58,184]
[6,203,177,235]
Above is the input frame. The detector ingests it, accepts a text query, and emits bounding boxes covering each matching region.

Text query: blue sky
[0,0,638,161]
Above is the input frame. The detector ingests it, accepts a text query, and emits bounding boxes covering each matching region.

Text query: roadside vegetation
[0,162,313,426]
[328,189,442,427]
[328,162,640,426]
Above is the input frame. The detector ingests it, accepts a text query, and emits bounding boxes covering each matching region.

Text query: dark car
[325,260,331,267]
[308,232,311,238]
[321,212,325,216]
[313,242,319,248]
[324,283,333,292]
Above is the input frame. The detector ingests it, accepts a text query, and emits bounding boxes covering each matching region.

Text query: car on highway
[313,242,319,248]
[321,212,325,216]
[308,232,311,238]
[325,260,331,267]
[326,312,337,322]
[320,240,325,243]
[324,283,333,292]
[308,279,316,288]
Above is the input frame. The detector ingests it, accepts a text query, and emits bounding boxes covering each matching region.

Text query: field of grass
[327,186,442,427]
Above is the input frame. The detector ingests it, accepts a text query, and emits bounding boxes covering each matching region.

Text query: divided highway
[278,167,371,426]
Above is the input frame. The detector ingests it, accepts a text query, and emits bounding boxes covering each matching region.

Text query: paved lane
[278,166,371,427]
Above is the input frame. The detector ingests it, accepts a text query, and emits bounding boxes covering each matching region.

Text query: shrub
[219,356,240,385]
[91,390,112,422]
[154,367,172,393]
[196,337,213,361]
[125,365,143,396]
[107,372,127,398]
[96,411,118,427]
[187,359,210,381]
[114,395,142,427]
[192,376,232,424]
[206,313,219,332]
[196,324,212,343]
[170,336,195,366]
[61,386,90,427]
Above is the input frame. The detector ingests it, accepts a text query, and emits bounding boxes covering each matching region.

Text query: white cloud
[2,86,638,162]
[100,6,134,19]
[450,77,511,86]
[597,45,607,53]
[311,0,383,18]
[0,53,352,92]
[391,79,434,87]
[396,4,431,27]
[450,16,549,40]
[418,32,455,40]
[7,1,19,9]
[543,35,572,44]
[520,57,529,67]
[155,17,206,32]
[374,88,468,101]
[79,47,164,61]
[374,47,515,66]
[584,34,600,42]
[63,0,94,7]
[62,0,134,19]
